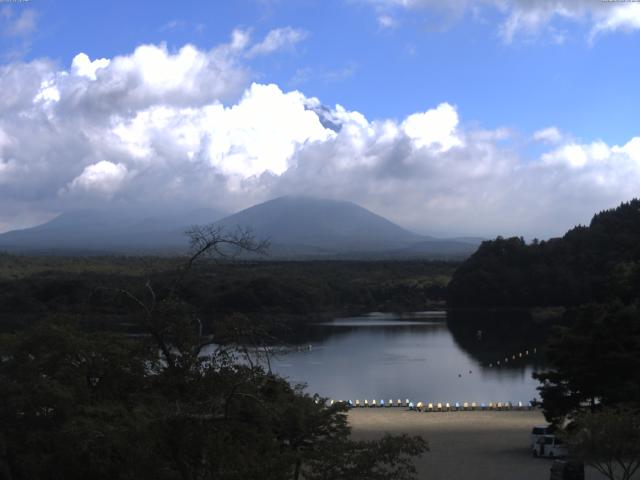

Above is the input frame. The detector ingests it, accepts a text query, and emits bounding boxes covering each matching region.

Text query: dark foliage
[0,321,428,480]
[0,259,455,334]
[534,303,640,424]
[0,228,429,480]
[447,199,640,307]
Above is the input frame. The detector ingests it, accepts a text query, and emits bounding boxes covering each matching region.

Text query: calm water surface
[268,312,544,404]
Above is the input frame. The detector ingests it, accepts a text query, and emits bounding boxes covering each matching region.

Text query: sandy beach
[348,409,618,480]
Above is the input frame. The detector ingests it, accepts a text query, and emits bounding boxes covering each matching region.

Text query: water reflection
[267,311,545,403]
[447,309,548,370]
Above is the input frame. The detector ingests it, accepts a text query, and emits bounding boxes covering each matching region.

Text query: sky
[0,0,639,238]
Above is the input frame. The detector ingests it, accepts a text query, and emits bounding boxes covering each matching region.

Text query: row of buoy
[488,348,537,368]
[335,398,410,408]
[328,399,535,411]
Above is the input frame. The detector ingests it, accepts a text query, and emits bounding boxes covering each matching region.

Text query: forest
[0,255,454,336]
[447,199,640,308]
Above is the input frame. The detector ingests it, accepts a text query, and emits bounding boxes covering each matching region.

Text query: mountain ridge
[0,196,481,258]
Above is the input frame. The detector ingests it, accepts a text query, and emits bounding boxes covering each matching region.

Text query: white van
[533,434,568,458]
[530,425,550,450]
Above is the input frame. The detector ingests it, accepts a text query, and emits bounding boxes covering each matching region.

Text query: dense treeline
[0,257,455,332]
[447,199,640,307]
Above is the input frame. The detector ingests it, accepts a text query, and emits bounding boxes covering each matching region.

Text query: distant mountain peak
[215,196,422,253]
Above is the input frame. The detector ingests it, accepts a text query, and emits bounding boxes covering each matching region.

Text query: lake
[266,311,546,405]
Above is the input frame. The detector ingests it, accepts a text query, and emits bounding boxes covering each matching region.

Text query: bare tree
[107,225,269,370]
[169,225,269,299]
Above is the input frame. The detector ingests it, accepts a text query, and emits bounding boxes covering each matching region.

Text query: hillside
[447,199,640,307]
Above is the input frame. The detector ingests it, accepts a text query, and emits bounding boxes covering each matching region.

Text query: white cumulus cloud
[401,103,463,151]
[590,3,640,40]
[67,161,128,197]
[1,37,640,239]
[71,53,111,80]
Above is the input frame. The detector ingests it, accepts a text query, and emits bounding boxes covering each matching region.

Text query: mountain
[0,208,225,254]
[213,196,479,258]
[0,196,481,258]
[215,196,420,251]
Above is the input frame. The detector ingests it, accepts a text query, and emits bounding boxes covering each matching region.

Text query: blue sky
[1,0,639,237]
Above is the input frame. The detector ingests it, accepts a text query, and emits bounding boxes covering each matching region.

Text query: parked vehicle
[533,434,568,458]
[531,425,550,450]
